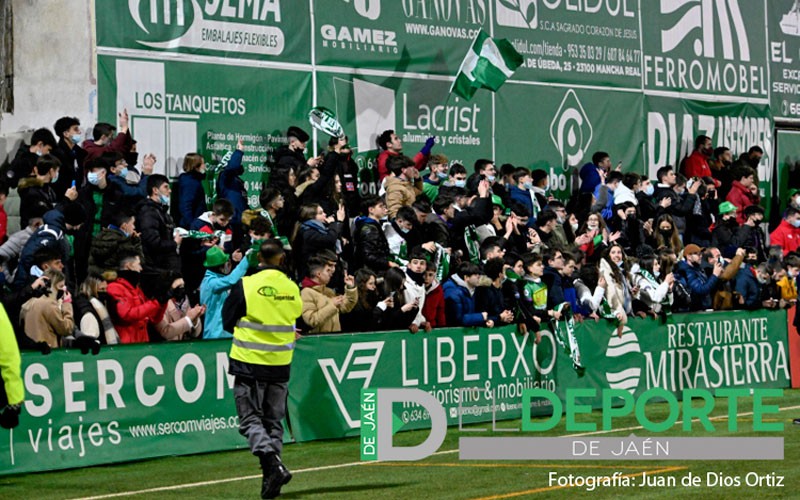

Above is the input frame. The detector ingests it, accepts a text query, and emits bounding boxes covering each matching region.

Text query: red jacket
[422,283,446,328]
[377,149,429,181]
[82,130,134,167]
[770,219,800,256]
[107,277,167,344]
[682,150,713,179]
[726,180,759,224]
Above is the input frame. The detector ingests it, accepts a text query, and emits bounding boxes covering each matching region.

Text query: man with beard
[681,135,720,186]
[711,202,740,256]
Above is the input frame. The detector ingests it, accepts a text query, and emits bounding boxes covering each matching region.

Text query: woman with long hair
[598,243,632,334]
[375,268,419,331]
[341,268,393,332]
[632,254,674,317]
[652,214,683,254]
[73,274,120,344]
[266,164,299,238]
[292,203,344,280]
[177,152,207,228]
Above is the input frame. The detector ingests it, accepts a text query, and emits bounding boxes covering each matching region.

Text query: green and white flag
[450,30,523,100]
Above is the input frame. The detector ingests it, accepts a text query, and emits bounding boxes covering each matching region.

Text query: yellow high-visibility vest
[230,269,302,366]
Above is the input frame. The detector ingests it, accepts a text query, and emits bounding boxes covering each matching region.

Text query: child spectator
[403,248,431,333]
[443,262,493,328]
[475,257,514,327]
[422,260,446,328]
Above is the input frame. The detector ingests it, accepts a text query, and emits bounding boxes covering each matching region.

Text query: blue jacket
[216,150,247,225]
[676,260,718,311]
[508,185,533,218]
[199,257,249,339]
[580,162,602,193]
[734,267,761,310]
[443,276,486,327]
[178,171,207,228]
[14,208,70,289]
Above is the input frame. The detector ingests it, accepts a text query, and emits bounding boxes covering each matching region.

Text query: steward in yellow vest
[0,302,24,429]
[222,239,301,499]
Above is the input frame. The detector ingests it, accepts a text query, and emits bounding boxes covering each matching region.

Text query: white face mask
[571,222,579,232]
[587,223,599,230]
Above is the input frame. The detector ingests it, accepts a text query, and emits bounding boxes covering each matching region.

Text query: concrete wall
[0,0,96,162]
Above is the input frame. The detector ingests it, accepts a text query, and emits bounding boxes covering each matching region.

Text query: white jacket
[404,273,427,326]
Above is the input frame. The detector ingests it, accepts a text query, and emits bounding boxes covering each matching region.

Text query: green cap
[789,188,800,198]
[718,201,738,215]
[204,246,228,268]
[491,194,505,209]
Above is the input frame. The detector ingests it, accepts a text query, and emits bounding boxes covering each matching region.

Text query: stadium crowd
[1,114,800,353]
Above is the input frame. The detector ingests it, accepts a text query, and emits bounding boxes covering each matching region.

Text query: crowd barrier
[0,310,794,475]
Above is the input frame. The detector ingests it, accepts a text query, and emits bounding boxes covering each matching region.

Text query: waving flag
[450,30,523,100]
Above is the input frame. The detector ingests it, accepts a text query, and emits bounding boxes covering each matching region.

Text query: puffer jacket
[106,276,166,344]
[88,227,144,277]
[385,176,423,217]
[137,198,179,272]
[726,180,758,225]
[14,209,70,289]
[675,260,718,311]
[17,177,57,228]
[353,216,391,272]
[300,279,357,334]
[443,275,486,327]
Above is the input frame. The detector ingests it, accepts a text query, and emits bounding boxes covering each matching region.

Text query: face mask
[746,258,758,266]
[654,270,661,278]
[789,269,797,279]
[117,269,141,287]
[486,175,496,183]
[198,167,207,175]
[399,226,411,234]
[587,223,598,230]
[571,222,579,232]
[454,180,466,188]
[35,149,43,157]
[703,147,714,156]
[171,286,187,302]
[87,172,100,185]
[643,184,654,196]
[660,229,672,237]
[793,196,800,207]
[71,133,82,144]
[437,171,448,179]
[56,290,65,300]
[791,219,800,228]
[118,167,129,178]
[50,173,59,183]
[522,182,533,189]
[757,276,768,285]
[159,194,170,206]
[556,216,565,224]
[97,292,109,303]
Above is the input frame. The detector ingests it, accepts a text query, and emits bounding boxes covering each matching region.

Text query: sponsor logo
[549,89,592,170]
[658,0,749,61]
[346,0,382,20]
[495,0,635,30]
[126,0,284,56]
[604,326,642,394]
[319,342,385,428]
[319,25,398,52]
[256,286,295,301]
[779,1,800,36]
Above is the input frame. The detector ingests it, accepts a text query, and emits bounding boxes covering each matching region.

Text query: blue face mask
[399,226,411,234]
[50,172,59,183]
[643,184,654,196]
[486,175,496,183]
[454,179,466,188]
[71,133,82,144]
[437,171,448,179]
[159,194,170,206]
[87,172,100,185]
[118,167,129,178]
[523,182,533,189]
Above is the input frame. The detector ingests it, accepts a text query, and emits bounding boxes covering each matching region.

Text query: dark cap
[287,126,309,143]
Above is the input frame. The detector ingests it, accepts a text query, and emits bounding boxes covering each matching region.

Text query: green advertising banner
[767,0,800,120]
[494,84,643,196]
[313,0,487,74]
[315,70,494,194]
[493,0,642,89]
[644,94,774,214]
[97,54,313,204]
[0,342,246,476]
[288,310,791,442]
[641,0,768,100]
[96,0,311,63]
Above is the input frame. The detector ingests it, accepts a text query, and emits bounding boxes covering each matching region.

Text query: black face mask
[407,269,425,286]
[56,290,65,300]
[746,258,758,266]
[660,229,673,238]
[171,286,187,302]
[117,269,141,287]
[97,292,109,303]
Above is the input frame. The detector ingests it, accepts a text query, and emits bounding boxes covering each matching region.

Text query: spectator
[300,253,357,334]
[106,253,167,344]
[711,201,740,256]
[182,198,236,297]
[340,269,383,333]
[7,128,57,189]
[275,126,319,173]
[200,246,248,339]
[735,257,766,310]
[217,139,248,225]
[726,166,758,224]
[653,214,682,254]
[0,204,45,282]
[292,203,344,280]
[265,164,300,239]
[327,135,361,215]
[20,269,74,348]
[592,170,623,220]
[422,154,449,202]
[632,254,673,317]
[376,129,433,182]
[675,243,723,311]
[154,273,204,341]
[178,152,208,228]
[571,260,606,317]
[508,167,533,215]
[101,151,152,227]
[598,243,632,326]
[579,151,611,194]
[18,154,77,228]
[734,205,767,262]
[385,155,423,217]
[403,249,431,333]
[82,110,135,167]
[777,254,800,303]
[769,206,800,256]
[437,163,468,201]
[375,267,421,331]
[422,260,446,328]
[73,275,119,345]
[137,174,181,273]
[443,262,492,327]
[475,257,514,327]
[681,135,717,180]
[88,212,143,278]
[259,187,291,247]
[353,196,394,274]
[518,253,554,341]
[51,117,88,198]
